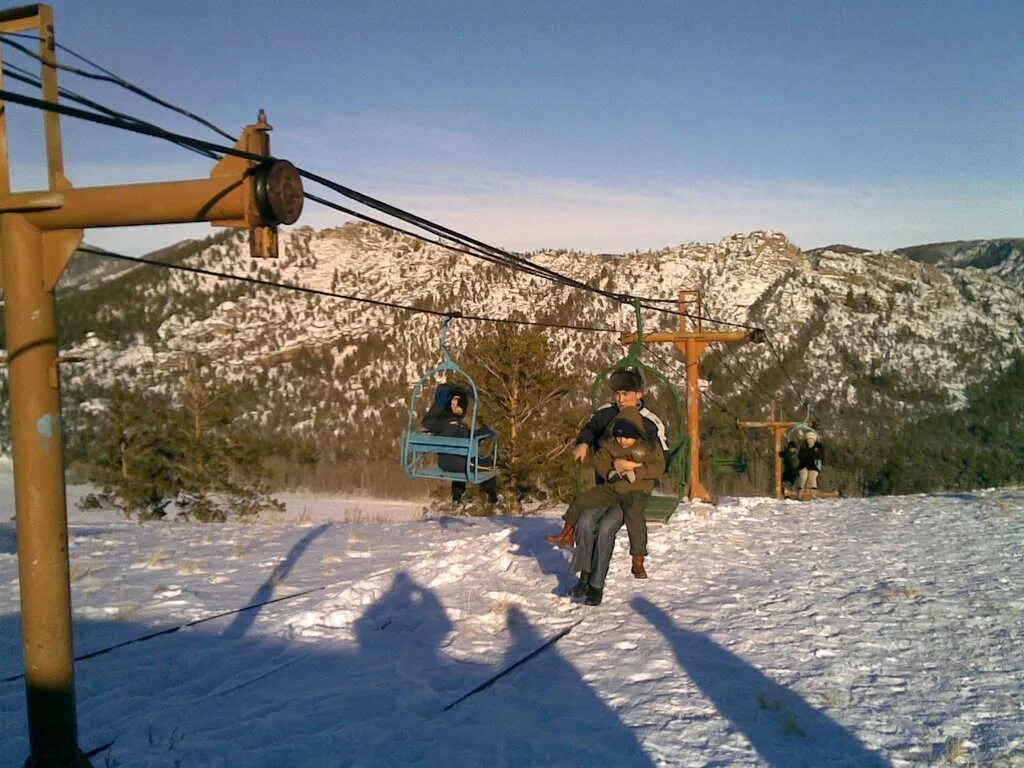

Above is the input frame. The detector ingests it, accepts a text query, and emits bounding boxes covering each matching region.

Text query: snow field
[1,488,1022,766]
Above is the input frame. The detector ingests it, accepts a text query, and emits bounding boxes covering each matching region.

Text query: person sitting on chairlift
[546,366,669,558]
[422,384,498,505]
[779,440,799,490]
[796,430,824,499]
[560,408,666,605]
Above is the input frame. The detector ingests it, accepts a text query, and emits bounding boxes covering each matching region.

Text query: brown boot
[631,555,648,579]
[545,522,575,548]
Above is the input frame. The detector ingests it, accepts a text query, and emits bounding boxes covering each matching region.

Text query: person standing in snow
[546,366,669,560]
[422,384,499,505]
[796,430,825,499]
[561,408,665,605]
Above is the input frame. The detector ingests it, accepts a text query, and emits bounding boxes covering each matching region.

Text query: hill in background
[1,228,1021,499]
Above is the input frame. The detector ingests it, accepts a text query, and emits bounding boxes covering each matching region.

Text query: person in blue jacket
[422,384,498,504]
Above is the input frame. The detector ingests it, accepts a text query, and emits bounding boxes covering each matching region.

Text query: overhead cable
[0,87,628,301]
[763,334,806,405]
[0,87,765,332]
[0,30,797,327]
[0,85,770,337]
[0,32,237,141]
[302,192,595,285]
[76,244,620,335]
[1,63,219,160]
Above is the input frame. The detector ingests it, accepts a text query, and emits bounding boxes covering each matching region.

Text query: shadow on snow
[1,571,653,767]
[633,597,892,768]
[506,516,577,596]
[222,524,331,639]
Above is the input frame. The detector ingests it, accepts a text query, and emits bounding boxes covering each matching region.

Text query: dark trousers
[452,478,498,503]
[570,506,625,589]
[562,484,648,556]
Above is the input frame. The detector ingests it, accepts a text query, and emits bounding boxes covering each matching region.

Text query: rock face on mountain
[895,238,1024,289]
[2,225,1022,493]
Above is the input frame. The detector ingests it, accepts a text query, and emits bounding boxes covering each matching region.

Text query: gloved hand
[815,460,822,470]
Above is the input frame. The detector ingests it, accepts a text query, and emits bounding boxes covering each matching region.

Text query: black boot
[451,482,466,504]
[483,478,499,504]
[570,572,590,598]
[584,585,603,606]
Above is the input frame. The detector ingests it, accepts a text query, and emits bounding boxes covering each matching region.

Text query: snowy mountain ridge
[5,226,1023,478]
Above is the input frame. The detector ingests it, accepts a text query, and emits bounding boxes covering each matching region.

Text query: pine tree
[463,327,585,513]
[171,356,283,522]
[89,383,180,520]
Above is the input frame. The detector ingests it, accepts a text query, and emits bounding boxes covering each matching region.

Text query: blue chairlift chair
[401,316,498,485]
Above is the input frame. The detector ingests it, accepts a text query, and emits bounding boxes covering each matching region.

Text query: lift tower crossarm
[620,330,759,345]
[737,399,800,499]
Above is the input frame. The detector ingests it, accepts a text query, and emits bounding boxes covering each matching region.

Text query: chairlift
[786,403,820,443]
[710,418,751,475]
[582,301,688,522]
[400,315,498,485]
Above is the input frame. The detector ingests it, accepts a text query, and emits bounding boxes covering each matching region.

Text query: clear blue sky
[4,0,1022,254]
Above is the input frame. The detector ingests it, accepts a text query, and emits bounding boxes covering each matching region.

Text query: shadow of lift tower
[0,5,303,765]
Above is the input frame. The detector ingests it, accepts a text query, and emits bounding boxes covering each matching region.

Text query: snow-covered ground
[1,481,1022,767]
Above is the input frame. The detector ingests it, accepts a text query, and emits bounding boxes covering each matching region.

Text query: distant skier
[422,384,498,505]
[796,431,825,499]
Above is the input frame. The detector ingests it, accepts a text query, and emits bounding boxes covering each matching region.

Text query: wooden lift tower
[736,399,800,499]
[622,290,762,502]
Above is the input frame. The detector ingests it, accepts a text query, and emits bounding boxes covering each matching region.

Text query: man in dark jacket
[545,366,669,562]
[422,385,498,504]
[571,366,670,468]
[563,407,666,604]
[779,440,799,490]
[796,431,824,499]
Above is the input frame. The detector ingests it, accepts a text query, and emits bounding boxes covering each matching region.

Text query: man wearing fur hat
[573,366,670,465]
[796,430,825,499]
[546,366,668,554]
[560,407,665,605]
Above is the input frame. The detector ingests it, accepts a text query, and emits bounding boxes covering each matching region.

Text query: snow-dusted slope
[1,483,1022,766]
[41,225,1024,459]
[895,239,1024,289]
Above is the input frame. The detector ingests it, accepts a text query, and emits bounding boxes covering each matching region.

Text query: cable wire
[763,333,805,405]
[76,244,621,334]
[302,191,586,286]
[0,32,237,141]
[0,86,769,332]
[0,86,633,303]
[1,63,219,160]
[720,343,776,407]
[0,32,756,326]
[0,85,767,332]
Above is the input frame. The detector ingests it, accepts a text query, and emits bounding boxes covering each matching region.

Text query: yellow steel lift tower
[0,6,303,765]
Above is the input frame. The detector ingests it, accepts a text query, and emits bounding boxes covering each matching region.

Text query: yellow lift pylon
[0,6,303,765]
[621,290,762,502]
